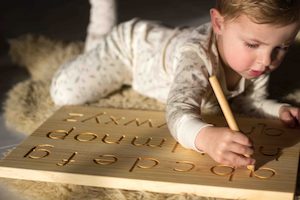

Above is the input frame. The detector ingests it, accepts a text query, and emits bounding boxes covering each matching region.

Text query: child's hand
[195,126,255,168]
[279,106,300,128]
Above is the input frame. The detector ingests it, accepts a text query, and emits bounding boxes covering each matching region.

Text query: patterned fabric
[50,19,286,152]
[85,0,117,52]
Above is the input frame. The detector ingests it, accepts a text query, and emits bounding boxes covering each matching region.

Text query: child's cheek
[225,46,252,72]
[236,51,253,71]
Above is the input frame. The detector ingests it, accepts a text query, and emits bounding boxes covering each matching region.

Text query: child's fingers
[290,108,300,125]
[281,110,297,127]
[223,152,255,168]
[231,133,252,146]
[229,142,254,156]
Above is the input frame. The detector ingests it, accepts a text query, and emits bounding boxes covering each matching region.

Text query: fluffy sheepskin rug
[1,33,300,200]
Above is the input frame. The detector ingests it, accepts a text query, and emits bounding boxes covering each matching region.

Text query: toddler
[50,0,300,167]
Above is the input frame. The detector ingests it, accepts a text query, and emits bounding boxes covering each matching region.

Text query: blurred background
[0,0,213,42]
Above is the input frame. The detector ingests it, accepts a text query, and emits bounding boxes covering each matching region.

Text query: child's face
[212,10,300,79]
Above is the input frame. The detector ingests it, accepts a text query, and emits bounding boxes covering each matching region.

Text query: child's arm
[166,50,212,151]
[231,74,300,127]
[166,50,255,167]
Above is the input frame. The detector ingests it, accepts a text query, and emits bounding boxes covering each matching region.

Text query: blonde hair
[216,0,300,25]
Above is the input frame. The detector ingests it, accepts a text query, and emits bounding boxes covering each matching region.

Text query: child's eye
[276,46,289,51]
[245,42,259,49]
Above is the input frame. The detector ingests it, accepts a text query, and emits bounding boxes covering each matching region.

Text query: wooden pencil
[209,75,254,170]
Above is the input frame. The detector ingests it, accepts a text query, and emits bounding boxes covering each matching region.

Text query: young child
[50,0,300,168]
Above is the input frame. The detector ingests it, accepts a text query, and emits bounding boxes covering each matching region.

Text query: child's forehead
[226,14,299,30]
[225,14,299,42]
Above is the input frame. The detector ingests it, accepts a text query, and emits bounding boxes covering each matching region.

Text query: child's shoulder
[178,22,214,49]
[193,22,212,35]
[176,22,212,35]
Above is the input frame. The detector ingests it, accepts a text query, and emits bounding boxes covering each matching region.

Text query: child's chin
[247,76,259,80]
[242,74,256,80]
[242,71,265,79]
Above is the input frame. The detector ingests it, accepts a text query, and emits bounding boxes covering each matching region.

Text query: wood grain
[0,106,299,200]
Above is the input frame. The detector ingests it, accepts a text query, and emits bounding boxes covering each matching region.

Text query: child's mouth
[249,70,263,77]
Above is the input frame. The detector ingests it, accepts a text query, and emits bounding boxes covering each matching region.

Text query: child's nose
[261,52,272,67]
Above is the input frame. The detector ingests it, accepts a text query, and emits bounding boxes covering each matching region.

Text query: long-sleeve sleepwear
[50,19,286,152]
[85,0,117,51]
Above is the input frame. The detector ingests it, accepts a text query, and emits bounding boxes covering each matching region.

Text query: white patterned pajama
[85,0,117,51]
[51,19,287,152]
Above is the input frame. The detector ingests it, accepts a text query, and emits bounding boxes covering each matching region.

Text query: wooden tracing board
[0,106,299,200]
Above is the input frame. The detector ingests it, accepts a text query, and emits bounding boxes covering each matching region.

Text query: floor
[0,0,214,156]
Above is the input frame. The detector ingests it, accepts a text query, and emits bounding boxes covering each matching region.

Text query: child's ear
[210,8,224,35]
